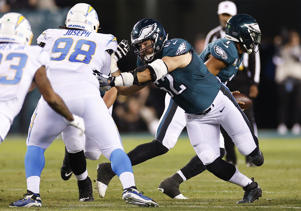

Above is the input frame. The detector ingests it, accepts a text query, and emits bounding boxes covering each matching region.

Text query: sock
[119,172,135,189]
[206,157,236,181]
[110,149,133,176]
[174,171,185,183]
[229,169,252,187]
[69,150,86,175]
[127,140,168,166]
[75,170,88,181]
[180,155,206,180]
[27,176,40,194]
[25,146,45,178]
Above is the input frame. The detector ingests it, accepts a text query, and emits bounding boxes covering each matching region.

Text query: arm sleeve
[248,50,261,84]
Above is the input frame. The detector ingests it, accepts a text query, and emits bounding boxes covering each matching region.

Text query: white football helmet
[0,12,33,45]
[65,3,99,32]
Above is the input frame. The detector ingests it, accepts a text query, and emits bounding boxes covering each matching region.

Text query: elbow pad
[148,59,168,82]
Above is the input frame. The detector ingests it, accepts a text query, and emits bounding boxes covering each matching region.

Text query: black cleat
[60,147,73,181]
[237,178,262,204]
[158,176,188,199]
[247,150,264,166]
[96,162,116,198]
[78,177,94,202]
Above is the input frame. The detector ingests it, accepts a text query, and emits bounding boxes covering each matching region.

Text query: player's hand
[68,115,85,136]
[96,73,115,87]
[114,39,130,61]
[93,70,113,91]
[111,40,130,73]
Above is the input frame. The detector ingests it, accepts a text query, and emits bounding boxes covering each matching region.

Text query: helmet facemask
[241,23,261,54]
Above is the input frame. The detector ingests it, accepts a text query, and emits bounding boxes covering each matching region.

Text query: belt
[198,103,214,115]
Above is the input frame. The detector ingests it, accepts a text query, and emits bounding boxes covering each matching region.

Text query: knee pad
[247,147,264,166]
[206,157,236,181]
[84,151,102,160]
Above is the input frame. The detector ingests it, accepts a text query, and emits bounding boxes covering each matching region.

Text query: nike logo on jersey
[219,107,225,112]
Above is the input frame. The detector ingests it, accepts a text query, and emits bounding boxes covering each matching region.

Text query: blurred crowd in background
[1,0,301,136]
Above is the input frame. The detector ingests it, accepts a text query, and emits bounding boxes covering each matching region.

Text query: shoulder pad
[210,39,238,64]
[162,38,192,57]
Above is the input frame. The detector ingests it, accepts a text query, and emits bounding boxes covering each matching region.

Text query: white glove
[67,115,85,136]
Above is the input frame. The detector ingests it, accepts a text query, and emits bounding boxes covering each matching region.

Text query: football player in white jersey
[10,3,158,208]
[0,13,84,145]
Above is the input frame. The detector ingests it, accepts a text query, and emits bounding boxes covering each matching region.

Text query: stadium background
[1,0,301,134]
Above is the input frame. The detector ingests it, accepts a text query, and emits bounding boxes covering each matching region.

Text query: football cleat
[60,147,73,181]
[158,176,188,199]
[237,178,262,204]
[9,190,42,207]
[96,162,115,197]
[122,187,158,207]
[78,177,94,202]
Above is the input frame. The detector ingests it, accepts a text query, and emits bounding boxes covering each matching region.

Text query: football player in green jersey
[97,15,263,204]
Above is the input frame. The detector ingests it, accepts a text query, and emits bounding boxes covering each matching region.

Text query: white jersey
[37,29,117,99]
[0,43,48,122]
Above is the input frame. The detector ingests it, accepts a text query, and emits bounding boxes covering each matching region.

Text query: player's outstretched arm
[107,52,192,87]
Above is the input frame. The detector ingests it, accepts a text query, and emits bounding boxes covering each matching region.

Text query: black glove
[114,39,130,61]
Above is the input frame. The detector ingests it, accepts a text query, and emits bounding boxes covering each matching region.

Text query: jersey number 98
[51,38,96,64]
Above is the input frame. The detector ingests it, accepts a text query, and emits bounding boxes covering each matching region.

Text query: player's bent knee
[195,149,219,165]
[85,151,102,160]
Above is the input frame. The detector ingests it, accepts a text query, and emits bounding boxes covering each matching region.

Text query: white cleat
[97,181,107,198]
[174,194,188,200]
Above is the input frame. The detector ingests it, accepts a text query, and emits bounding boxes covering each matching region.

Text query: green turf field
[0,135,300,210]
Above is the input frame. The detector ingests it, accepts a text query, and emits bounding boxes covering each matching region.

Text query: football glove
[111,40,130,73]
[114,39,130,60]
[67,114,85,136]
[93,70,112,92]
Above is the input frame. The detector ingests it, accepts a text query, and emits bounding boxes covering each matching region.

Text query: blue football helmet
[131,18,168,62]
[225,14,261,54]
